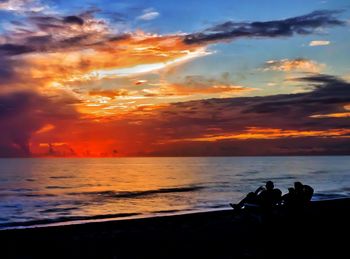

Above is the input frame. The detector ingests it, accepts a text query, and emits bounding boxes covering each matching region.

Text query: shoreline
[0,207,230,231]
[0,195,347,231]
[1,198,349,258]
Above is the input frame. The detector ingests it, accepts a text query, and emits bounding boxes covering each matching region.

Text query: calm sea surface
[0,156,349,229]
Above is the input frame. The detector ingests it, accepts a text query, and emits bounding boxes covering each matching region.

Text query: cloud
[142,75,255,97]
[310,112,350,118]
[168,128,350,142]
[0,8,207,109]
[184,10,345,45]
[3,74,349,157]
[0,91,78,157]
[0,8,206,92]
[1,12,113,55]
[137,8,160,21]
[63,16,85,26]
[309,40,331,46]
[134,74,350,155]
[263,58,325,73]
[0,6,349,157]
[89,89,131,98]
[0,43,34,56]
[0,0,47,13]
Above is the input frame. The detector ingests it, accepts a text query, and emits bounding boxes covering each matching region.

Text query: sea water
[0,156,349,229]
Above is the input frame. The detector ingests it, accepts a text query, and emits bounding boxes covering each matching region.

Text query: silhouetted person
[257,181,282,209]
[282,187,296,208]
[294,181,304,206]
[294,181,314,207]
[303,184,314,203]
[231,181,282,211]
[230,188,260,210]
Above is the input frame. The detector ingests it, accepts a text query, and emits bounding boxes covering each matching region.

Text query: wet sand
[1,198,349,259]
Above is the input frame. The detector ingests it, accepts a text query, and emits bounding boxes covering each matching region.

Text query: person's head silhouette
[294,181,303,191]
[266,181,274,190]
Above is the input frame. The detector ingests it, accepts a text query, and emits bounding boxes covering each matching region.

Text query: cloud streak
[0,0,47,13]
[184,10,345,44]
[309,40,331,46]
[137,8,160,21]
[263,58,325,73]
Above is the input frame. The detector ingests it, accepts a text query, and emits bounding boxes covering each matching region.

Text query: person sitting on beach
[294,181,314,207]
[230,189,260,210]
[256,181,282,209]
[303,184,314,203]
[282,187,296,208]
[230,181,281,211]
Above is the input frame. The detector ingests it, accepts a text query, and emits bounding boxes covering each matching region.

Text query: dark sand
[1,198,349,259]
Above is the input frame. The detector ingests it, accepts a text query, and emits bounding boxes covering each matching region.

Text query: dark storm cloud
[0,11,130,57]
[63,15,84,25]
[0,58,20,84]
[0,91,78,157]
[184,10,345,44]
[28,15,84,28]
[141,74,350,156]
[0,43,33,55]
[208,74,348,128]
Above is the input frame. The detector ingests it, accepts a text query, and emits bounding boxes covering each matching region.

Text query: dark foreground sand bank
[1,198,350,259]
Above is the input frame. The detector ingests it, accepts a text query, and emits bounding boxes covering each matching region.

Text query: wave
[69,185,205,199]
[308,170,329,175]
[40,207,77,214]
[242,175,296,182]
[11,188,34,192]
[23,193,57,197]
[0,212,141,229]
[208,204,228,209]
[237,170,260,176]
[152,209,182,214]
[46,186,72,189]
[50,176,75,179]
[313,192,350,200]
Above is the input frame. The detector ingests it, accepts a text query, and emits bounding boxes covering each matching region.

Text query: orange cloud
[167,127,350,142]
[35,124,55,134]
[18,33,209,114]
[143,83,252,97]
[310,112,350,118]
[24,33,206,80]
[89,89,131,98]
[141,75,255,97]
[263,58,325,73]
[309,40,330,46]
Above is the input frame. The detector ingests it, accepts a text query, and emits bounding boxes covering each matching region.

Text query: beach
[1,198,349,259]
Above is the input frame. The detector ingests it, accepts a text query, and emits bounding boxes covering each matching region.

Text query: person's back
[294,181,314,208]
[294,181,304,207]
[272,188,282,205]
[282,187,296,208]
[257,181,281,209]
[230,190,259,210]
[303,184,314,204]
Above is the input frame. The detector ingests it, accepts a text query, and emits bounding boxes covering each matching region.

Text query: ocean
[0,156,349,230]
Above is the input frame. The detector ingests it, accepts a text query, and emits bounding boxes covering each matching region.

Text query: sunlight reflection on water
[0,156,349,228]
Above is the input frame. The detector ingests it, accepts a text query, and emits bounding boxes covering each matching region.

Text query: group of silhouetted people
[231,181,314,212]
[281,181,314,209]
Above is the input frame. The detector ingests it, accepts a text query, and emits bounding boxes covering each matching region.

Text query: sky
[0,0,350,157]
